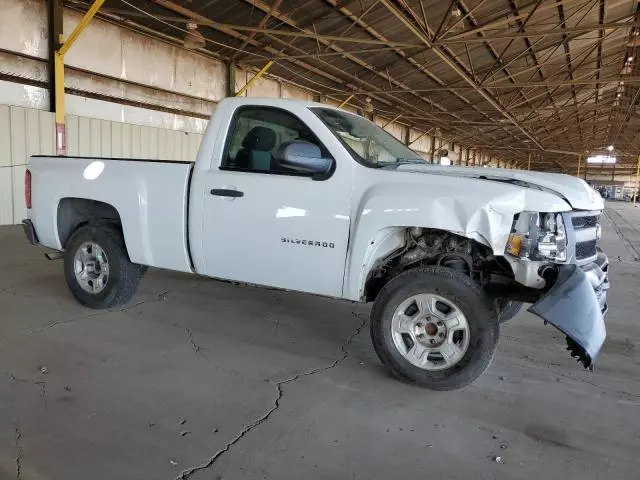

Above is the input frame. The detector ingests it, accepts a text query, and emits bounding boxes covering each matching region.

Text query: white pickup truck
[23,97,609,390]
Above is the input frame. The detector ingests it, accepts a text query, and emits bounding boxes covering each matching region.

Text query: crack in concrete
[19,290,171,337]
[176,312,368,480]
[185,328,209,363]
[14,418,22,480]
[8,374,48,410]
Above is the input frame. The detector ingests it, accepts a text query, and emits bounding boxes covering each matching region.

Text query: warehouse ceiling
[68,0,640,171]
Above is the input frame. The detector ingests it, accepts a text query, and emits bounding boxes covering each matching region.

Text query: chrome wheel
[73,242,110,294]
[391,293,470,371]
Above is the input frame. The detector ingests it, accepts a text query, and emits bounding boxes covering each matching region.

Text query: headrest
[242,126,276,151]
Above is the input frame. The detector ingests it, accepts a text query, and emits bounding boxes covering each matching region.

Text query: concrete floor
[0,202,639,480]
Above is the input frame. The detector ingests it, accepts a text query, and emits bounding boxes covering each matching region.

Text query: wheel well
[57,198,122,247]
[363,227,495,302]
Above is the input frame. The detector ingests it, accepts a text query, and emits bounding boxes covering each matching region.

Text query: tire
[64,224,142,309]
[498,300,523,323]
[371,267,499,391]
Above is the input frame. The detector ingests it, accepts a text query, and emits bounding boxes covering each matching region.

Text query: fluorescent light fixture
[607,145,614,151]
[586,155,616,164]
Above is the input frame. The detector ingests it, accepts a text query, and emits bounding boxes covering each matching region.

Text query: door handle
[210,189,244,198]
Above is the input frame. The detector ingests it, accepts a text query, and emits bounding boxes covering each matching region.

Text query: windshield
[311,107,425,168]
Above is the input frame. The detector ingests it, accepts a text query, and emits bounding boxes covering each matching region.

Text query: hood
[395,164,603,211]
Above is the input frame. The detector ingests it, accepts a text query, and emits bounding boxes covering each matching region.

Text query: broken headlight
[506,212,567,262]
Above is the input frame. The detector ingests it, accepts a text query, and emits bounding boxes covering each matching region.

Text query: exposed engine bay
[365,227,504,300]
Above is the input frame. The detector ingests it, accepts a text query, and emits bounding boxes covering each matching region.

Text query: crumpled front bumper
[527,250,609,369]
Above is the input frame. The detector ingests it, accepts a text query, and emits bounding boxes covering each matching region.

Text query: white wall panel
[248,76,280,98]
[12,165,26,223]
[0,0,48,59]
[10,107,27,167]
[409,129,431,153]
[0,169,13,225]
[174,49,226,101]
[282,84,313,101]
[63,10,123,77]
[0,105,203,225]
[0,105,11,167]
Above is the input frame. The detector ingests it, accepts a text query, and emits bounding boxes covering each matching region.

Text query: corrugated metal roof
[69,0,640,171]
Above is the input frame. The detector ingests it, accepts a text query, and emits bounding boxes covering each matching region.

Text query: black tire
[498,300,524,323]
[64,224,142,309]
[371,267,499,391]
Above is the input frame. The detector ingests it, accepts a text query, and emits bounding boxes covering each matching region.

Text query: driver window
[222,106,332,176]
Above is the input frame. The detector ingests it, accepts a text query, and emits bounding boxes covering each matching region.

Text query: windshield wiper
[379,158,427,169]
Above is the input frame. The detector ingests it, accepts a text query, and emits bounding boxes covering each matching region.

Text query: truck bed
[29,156,194,273]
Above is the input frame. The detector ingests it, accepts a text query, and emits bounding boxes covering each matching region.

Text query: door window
[222,107,332,177]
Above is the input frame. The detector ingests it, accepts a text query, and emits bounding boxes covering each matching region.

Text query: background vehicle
[23,98,609,390]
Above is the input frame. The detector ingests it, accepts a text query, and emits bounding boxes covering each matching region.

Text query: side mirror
[277,141,334,176]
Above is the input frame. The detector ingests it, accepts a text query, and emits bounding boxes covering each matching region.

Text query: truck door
[192,105,352,297]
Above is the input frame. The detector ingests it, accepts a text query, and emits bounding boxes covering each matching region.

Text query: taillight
[25,169,32,209]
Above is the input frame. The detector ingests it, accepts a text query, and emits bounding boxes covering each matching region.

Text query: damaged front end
[528,250,609,369]
[499,208,609,369]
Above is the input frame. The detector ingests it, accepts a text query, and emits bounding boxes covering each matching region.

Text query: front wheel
[64,224,142,309]
[371,267,499,390]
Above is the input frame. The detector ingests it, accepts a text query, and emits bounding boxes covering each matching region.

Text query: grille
[572,215,599,229]
[576,240,597,260]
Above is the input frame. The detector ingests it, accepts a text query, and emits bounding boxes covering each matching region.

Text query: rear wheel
[371,267,499,390]
[64,224,142,309]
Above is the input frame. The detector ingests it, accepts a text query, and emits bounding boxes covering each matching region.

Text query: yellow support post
[54,52,66,155]
[576,154,582,177]
[58,0,106,56]
[382,114,402,129]
[54,0,105,154]
[633,154,640,206]
[235,60,274,97]
[338,94,354,108]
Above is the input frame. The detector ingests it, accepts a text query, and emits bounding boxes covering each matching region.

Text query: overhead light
[184,23,206,50]
[587,155,616,165]
[607,145,614,151]
[627,56,634,62]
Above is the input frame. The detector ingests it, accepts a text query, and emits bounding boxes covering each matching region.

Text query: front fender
[342,172,571,301]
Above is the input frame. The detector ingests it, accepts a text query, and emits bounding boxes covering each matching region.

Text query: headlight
[506,212,567,262]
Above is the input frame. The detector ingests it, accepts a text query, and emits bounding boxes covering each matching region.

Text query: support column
[54,53,66,155]
[527,152,532,170]
[633,154,640,205]
[48,0,63,115]
[403,126,410,146]
[226,61,236,97]
[429,136,436,164]
[53,0,106,155]
[576,154,582,177]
